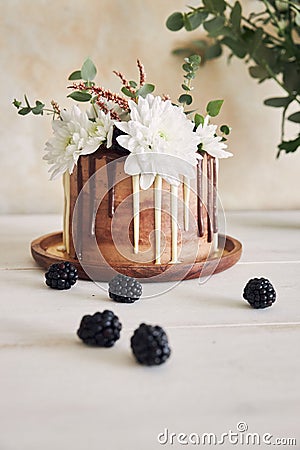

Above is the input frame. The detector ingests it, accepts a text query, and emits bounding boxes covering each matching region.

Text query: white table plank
[227,210,300,263]
[0,262,299,335]
[0,326,299,450]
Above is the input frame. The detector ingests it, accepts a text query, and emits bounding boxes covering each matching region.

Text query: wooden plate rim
[31,231,242,282]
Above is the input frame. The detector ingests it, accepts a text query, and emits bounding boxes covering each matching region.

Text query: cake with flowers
[14,56,241,281]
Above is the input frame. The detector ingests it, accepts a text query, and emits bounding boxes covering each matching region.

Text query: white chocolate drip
[132,175,140,254]
[170,184,179,263]
[183,177,190,231]
[62,172,70,253]
[154,175,162,264]
[212,158,219,254]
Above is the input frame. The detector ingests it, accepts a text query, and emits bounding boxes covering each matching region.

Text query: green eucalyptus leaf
[206,99,224,117]
[179,94,193,105]
[81,58,97,81]
[182,63,192,72]
[166,12,184,31]
[204,16,226,37]
[283,62,300,93]
[220,124,230,135]
[67,91,92,102]
[136,83,155,98]
[247,28,264,58]
[221,37,246,58]
[194,113,204,127]
[188,10,209,30]
[188,54,201,66]
[13,99,22,109]
[182,84,190,91]
[32,100,45,115]
[18,107,32,115]
[68,70,82,81]
[278,135,300,155]
[264,97,292,108]
[249,65,270,80]
[129,80,137,88]
[184,72,196,80]
[203,0,226,14]
[205,42,222,60]
[288,112,300,123]
[230,1,242,32]
[121,87,136,98]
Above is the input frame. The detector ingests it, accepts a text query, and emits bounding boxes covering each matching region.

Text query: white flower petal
[117,94,200,185]
[44,105,114,179]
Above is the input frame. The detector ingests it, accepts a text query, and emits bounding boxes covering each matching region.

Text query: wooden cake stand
[31,232,242,282]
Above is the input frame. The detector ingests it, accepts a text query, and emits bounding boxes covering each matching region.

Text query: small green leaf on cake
[121,87,137,98]
[81,58,97,81]
[179,94,193,105]
[32,101,45,115]
[13,99,22,109]
[206,99,224,117]
[67,91,92,102]
[220,124,230,135]
[136,83,155,98]
[68,70,82,81]
[194,113,204,127]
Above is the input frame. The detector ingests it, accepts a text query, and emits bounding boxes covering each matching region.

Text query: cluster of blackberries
[44,260,278,366]
[77,311,171,366]
[45,265,143,304]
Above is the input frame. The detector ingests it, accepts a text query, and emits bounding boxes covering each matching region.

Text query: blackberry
[243,277,276,309]
[45,261,78,290]
[108,274,142,303]
[131,323,171,366]
[77,310,122,347]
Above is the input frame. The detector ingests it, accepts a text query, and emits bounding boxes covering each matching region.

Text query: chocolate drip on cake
[212,157,218,234]
[106,156,116,218]
[206,156,213,243]
[88,156,97,236]
[197,159,204,237]
[76,157,83,260]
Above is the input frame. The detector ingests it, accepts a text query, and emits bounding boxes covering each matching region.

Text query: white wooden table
[0,212,299,450]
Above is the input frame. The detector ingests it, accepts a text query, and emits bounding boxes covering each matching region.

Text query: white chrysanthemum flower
[44,105,114,180]
[195,115,233,159]
[115,94,201,189]
[84,109,114,153]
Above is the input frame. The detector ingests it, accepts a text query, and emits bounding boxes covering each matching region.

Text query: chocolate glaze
[76,158,83,260]
[106,156,116,218]
[88,156,97,236]
[197,159,204,237]
[212,157,218,234]
[207,156,213,243]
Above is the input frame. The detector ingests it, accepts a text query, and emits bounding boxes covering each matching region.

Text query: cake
[15,56,241,281]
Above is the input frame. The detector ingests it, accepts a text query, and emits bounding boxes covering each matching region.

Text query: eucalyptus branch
[178,55,201,108]
[166,0,300,155]
[224,0,284,45]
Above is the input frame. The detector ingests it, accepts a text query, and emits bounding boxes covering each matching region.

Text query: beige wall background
[1,0,300,214]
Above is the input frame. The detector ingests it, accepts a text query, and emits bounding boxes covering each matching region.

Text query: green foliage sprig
[179,54,201,106]
[166,0,300,156]
[13,96,60,118]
